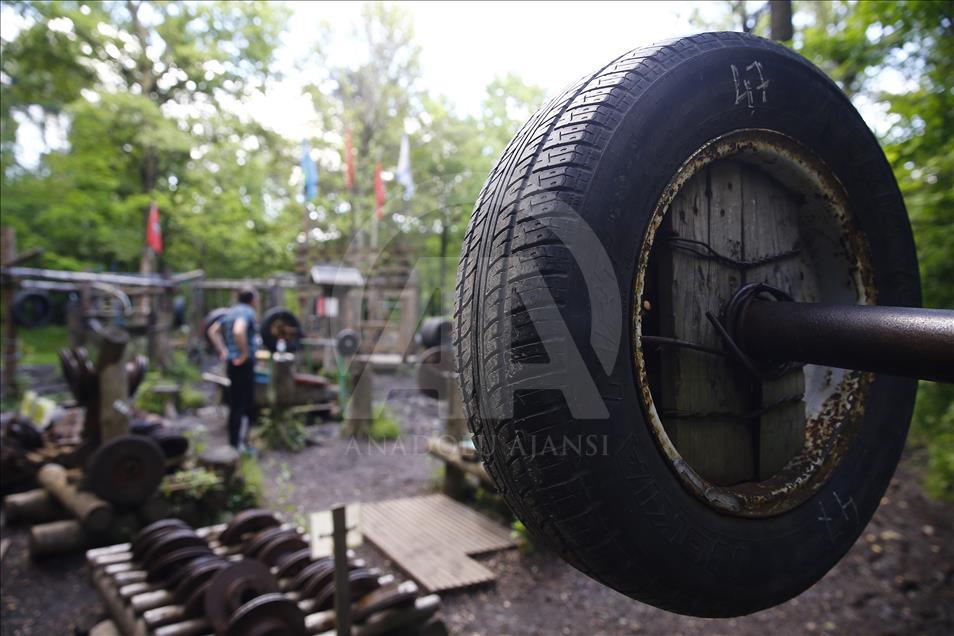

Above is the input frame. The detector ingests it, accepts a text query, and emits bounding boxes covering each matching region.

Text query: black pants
[226,360,255,447]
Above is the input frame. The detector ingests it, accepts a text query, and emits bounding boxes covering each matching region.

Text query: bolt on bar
[736,301,954,384]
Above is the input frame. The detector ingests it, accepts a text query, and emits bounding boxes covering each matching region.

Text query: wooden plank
[741,164,815,479]
[661,164,753,485]
[361,494,514,592]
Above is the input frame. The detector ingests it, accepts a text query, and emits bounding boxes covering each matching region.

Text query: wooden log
[30,519,89,558]
[426,438,493,487]
[332,505,352,636]
[95,326,130,442]
[343,356,372,437]
[273,352,298,408]
[442,373,468,499]
[38,463,114,532]
[3,488,67,525]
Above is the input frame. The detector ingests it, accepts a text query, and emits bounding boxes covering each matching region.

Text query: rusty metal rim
[631,128,875,518]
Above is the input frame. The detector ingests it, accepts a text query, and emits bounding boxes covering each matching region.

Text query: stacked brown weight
[87,509,446,635]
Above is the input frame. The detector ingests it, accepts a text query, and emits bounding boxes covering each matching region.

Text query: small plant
[257,409,308,452]
[226,454,265,512]
[369,404,401,441]
[511,519,536,552]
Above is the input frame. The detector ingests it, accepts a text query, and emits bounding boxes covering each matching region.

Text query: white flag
[396,134,415,199]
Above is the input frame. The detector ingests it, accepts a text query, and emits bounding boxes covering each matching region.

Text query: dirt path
[1,371,952,635]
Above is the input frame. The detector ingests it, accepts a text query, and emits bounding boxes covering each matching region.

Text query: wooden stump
[94,326,131,443]
[442,373,468,499]
[3,488,67,525]
[29,519,89,559]
[38,463,114,532]
[343,356,373,437]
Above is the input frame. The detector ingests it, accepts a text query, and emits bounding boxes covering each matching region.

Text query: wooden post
[67,293,87,348]
[442,373,468,499]
[272,352,297,409]
[38,463,114,532]
[770,0,794,42]
[344,356,372,437]
[3,488,67,525]
[148,291,172,370]
[1,227,18,395]
[331,504,352,636]
[29,519,89,559]
[95,326,131,443]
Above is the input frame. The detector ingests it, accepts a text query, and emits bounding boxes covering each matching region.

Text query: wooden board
[361,494,516,592]
[659,160,813,484]
[740,164,816,479]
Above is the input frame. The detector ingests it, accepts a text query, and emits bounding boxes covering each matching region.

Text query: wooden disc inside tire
[86,434,165,505]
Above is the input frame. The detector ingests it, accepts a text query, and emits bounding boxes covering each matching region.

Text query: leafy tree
[1,0,291,274]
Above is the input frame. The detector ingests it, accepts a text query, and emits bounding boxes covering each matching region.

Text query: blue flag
[301,140,319,201]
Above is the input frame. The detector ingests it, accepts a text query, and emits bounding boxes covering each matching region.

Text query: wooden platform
[362,494,516,593]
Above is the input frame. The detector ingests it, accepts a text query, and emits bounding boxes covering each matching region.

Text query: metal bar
[738,300,954,383]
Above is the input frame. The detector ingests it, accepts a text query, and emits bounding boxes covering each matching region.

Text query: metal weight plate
[139,529,206,572]
[126,354,149,396]
[205,560,279,634]
[351,581,419,624]
[335,329,361,358]
[86,434,166,506]
[73,348,96,403]
[299,559,365,600]
[243,527,297,560]
[58,349,81,402]
[313,568,381,612]
[183,580,212,619]
[132,519,191,560]
[149,430,190,458]
[175,557,230,605]
[219,509,281,546]
[225,593,307,636]
[147,545,214,584]
[258,531,309,567]
[274,548,314,581]
[291,558,335,594]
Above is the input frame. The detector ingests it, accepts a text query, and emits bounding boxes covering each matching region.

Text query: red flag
[146,201,163,253]
[344,129,355,191]
[374,161,385,220]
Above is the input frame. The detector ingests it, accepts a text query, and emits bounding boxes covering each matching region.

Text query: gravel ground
[1,370,952,635]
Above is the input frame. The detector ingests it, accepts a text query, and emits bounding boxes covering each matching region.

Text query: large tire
[260,308,302,353]
[12,290,52,328]
[454,32,919,617]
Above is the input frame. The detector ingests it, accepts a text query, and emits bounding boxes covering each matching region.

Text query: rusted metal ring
[274,548,314,581]
[257,531,309,567]
[632,129,874,517]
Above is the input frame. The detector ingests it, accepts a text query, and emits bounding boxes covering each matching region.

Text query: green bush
[912,382,954,501]
[257,410,308,452]
[369,404,401,441]
[226,454,264,512]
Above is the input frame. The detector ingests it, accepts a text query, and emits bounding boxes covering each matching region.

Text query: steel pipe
[736,300,954,383]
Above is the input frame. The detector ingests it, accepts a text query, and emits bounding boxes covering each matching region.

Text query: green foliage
[912,382,954,500]
[257,409,308,452]
[369,404,401,441]
[14,324,69,367]
[226,453,265,512]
